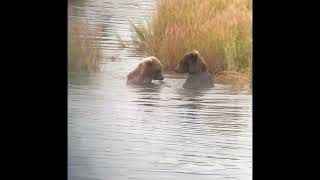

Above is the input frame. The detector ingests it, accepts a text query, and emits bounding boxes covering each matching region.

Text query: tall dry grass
[68,17,103,72]
[132,0,252,85]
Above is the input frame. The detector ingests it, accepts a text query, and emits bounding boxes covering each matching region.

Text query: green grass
[68,17,103,72]
[132,0,252,86]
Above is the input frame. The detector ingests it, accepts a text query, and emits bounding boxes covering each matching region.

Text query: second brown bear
[174,50,214,89]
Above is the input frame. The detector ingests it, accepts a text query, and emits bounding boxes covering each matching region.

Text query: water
[68,0,252,179]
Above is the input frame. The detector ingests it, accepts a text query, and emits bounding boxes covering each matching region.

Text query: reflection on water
[68,0,252,180]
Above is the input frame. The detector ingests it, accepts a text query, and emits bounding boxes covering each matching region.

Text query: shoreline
[165,70,252,91]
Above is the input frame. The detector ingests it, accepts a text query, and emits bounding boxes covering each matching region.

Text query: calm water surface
[68,0,252,179]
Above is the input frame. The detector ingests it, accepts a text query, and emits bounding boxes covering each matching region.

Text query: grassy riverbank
[68,17,103,72]
[132,0,252,87]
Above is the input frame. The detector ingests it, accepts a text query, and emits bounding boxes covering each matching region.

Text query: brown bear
[127,56,164,85]
[174,50,214,89]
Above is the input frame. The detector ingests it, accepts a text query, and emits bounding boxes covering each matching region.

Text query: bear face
[143,57,164,81]
[174,50,213,89]
[174,50,207,74]
[127,56,164,85]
